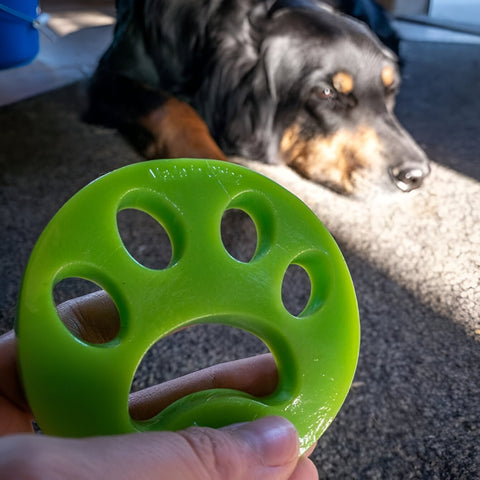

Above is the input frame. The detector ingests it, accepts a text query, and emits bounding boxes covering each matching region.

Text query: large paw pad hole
[53,278,121,344]
[129,323,275,421]
[117,208,173,270]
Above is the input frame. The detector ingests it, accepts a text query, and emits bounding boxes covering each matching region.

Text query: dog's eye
[318,87,335,99]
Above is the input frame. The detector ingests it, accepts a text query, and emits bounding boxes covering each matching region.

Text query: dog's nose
[389,164,430,192]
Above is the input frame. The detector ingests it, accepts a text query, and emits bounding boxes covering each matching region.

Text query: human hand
[0,290,120,436]
[1,415,317,479]
[0,293,318,479]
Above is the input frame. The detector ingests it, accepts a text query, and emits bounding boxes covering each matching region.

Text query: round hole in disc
[117,208,172,269]
[282,264,312,317]
[221,209,258,263]
[53,278,120,344]
[129,324,275,421]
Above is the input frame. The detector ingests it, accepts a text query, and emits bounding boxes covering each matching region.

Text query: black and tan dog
[87,0,430,194]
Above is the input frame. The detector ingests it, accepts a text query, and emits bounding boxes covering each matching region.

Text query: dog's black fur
[87,0,430,194]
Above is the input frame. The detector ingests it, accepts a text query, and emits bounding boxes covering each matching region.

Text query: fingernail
[225,416,299,466]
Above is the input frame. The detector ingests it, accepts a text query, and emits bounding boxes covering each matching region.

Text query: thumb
[108,416,301,480]
[21,417,307,480]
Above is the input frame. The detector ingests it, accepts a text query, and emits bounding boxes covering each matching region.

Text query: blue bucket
[0,0,40,69]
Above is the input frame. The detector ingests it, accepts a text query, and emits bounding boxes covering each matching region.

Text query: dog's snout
[389,164,430,192]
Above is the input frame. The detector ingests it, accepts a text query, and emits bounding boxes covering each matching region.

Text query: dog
[86,0,430,194]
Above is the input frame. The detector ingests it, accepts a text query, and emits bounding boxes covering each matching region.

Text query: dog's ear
[208,49,281,163]
[261,41,283,101]
[219,68,279,162]
[261,30,308,103]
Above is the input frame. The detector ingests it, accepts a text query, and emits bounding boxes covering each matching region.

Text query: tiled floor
[0,0,479,107]
[0,0,115,106]
[430,0,480,25]
[395,0,480,42]
[394,20,480,44]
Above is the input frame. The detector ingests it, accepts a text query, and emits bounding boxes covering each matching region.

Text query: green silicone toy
[15,159,359,453]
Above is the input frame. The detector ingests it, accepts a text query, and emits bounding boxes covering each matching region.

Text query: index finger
[129,353,278,421]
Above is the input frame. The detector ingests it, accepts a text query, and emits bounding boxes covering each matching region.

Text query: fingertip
[303,441,318,458]
[290,456,319,480]
[226,416,299,467]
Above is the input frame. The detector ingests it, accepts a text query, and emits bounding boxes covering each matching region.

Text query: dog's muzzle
[389,163,431,192]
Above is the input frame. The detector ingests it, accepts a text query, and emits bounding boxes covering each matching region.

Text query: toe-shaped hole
[282,251,333,318]
[117,208,172,269]
[221,209,258,263]
[53,278,121,344]
[282,264,312,317]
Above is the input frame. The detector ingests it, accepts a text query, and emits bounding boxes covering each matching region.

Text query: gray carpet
[1,39,479,478]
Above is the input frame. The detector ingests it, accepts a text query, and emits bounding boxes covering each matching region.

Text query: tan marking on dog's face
[381,65,396,88]
[280,124,383,193]
[332,71,354,94]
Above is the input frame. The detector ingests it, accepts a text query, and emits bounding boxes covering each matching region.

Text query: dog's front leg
[140,98,226,161]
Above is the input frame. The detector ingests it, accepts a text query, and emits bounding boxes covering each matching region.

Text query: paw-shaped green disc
[15,159,359,452]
